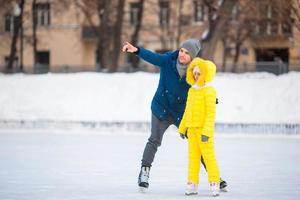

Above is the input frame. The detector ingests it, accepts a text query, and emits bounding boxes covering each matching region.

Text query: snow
[0,72,300,124]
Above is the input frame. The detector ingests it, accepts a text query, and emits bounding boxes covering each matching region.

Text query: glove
[201,135,209,142]
[180,132,188,139]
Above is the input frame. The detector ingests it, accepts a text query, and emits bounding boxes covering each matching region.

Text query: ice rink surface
[0,130,299,200]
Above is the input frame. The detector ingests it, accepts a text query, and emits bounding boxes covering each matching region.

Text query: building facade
[0,0,299,73]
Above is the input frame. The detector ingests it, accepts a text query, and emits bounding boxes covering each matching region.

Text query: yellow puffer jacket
[178,58,217,138]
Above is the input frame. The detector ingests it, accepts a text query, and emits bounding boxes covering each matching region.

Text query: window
[267,5,273,35]
[194,0,204,22]
[37,51,50,65]
[255,5,276,35]
[34,3,50,26]
[4,14,16,33]
[159,1,169,27]
[5,56,19,68]
[130,2,141,26]
[35,51,50,73]
[282,22,292,35]
[281,10,292,35]
[255,5,292,36]
[4,14,12,32]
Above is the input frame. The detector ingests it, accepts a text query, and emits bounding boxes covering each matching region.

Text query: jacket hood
[186,58,216,86]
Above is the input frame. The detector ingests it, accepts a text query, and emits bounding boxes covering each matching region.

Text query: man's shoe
[138,166,150,191]
[220,179,228,192]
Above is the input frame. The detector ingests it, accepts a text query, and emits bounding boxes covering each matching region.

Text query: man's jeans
[141,114,174,167]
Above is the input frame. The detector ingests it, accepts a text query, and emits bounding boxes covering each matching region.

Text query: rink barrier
[0,120,299,134]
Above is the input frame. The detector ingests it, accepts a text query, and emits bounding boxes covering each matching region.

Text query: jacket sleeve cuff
[133,47,140,55]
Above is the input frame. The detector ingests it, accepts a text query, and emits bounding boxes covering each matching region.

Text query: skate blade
[185,192,198,196]
[138,187,147,193]
[185,193,198,196]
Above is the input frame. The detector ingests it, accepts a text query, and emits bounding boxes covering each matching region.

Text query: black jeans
[141,114,173,167]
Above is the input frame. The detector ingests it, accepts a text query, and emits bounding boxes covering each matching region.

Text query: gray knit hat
[180,39,201,59]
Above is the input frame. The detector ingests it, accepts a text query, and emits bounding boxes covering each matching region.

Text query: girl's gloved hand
[201,135,209,142]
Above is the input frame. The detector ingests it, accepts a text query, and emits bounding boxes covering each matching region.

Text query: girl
[178,58,220,197]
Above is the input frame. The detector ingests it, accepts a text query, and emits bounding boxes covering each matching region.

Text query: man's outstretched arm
[122,41,169,67]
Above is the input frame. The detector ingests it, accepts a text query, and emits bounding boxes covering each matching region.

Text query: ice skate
[138,166,150,192]
[185,183,198,195]
[210,182,220,197]
[220,179,228,192]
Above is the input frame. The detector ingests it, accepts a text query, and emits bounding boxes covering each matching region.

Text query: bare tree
[291,0,300,31]
[96,0,111,70]
[220,26,230,72]
[7,0,25,72]
[176,0,184,48]
[32,0,37,68]
[74,0,125,71]
[74,0,98,29]
[110,0,125,72]
[229,0,258,72]
[200,0,238,60]
[129,0,145,69]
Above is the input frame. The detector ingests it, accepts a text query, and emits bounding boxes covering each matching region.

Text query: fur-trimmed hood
[186,58,216,87]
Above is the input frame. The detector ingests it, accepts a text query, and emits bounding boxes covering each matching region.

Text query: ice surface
[0,130,299,200]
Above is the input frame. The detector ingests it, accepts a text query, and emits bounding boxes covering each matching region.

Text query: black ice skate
[138,166,150,192]
[220,179,228,192]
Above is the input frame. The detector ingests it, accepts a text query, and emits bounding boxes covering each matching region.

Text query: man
[122,39,227,192]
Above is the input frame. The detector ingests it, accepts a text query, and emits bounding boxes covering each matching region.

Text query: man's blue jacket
[137,47,190,127]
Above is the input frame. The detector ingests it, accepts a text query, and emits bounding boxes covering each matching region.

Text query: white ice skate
[185,183,198,195]
[138,166,150,193]
[210,182,220,197]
